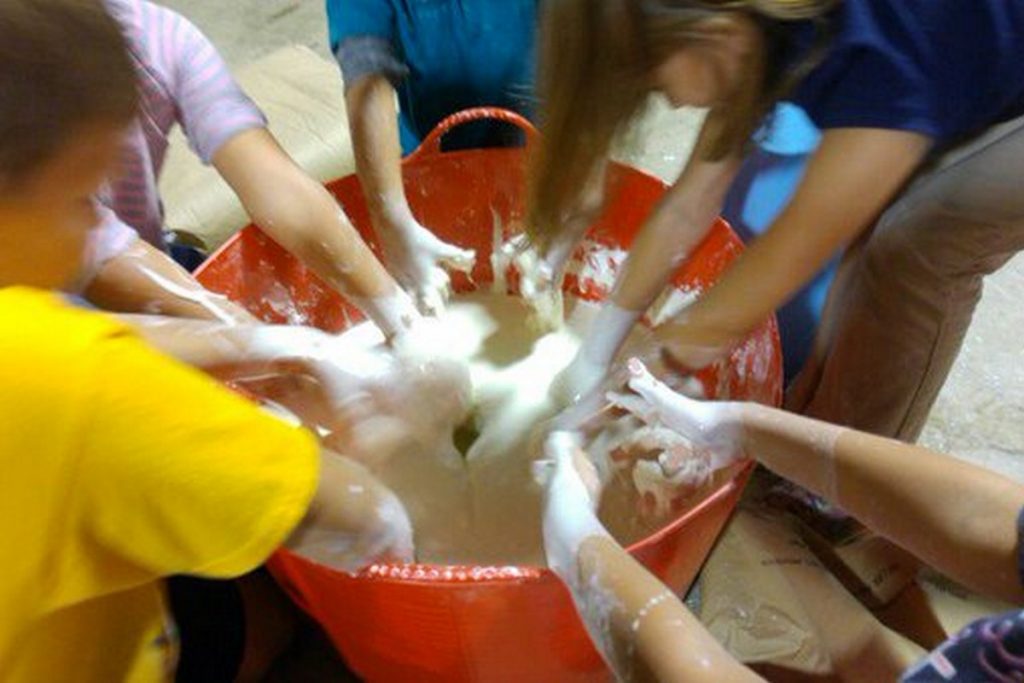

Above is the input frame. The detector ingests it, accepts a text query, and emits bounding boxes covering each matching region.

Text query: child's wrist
[581,303,643,366]
[373,193,416,229]
[353,289,422,339]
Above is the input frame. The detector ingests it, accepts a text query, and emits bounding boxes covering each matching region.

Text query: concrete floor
[160,0,1023,476]
[161,0,330,65]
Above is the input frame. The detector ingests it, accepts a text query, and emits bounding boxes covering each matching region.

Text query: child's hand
[388,316,474,425]
[505,235,566,331]
[533,432,610,587]
[610,359,745,467]
[287,452,415,572]
[378,210,476,316]
[551,302,643,409]
[245,325,471,467]
[321,350,472,469]
[603,421,717,517]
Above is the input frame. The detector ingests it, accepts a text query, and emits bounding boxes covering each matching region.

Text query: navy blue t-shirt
[782,0,1024,143]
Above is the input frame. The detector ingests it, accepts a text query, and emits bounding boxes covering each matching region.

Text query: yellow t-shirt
[0,288,320,682]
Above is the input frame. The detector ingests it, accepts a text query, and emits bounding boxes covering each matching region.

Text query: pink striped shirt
[88,0,266,277]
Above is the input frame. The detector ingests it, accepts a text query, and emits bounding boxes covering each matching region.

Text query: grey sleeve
[335,36,409,90]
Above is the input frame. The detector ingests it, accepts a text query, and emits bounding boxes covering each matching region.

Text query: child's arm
[620,361,1024,605]
[211,127,424,339]
[71,323,414,600]
[345,75,475,315]
[285,447,413,571]
[123,316,406,419]
[85,239,257,324]
[122,316,328,381]
[155,4,431,337]
[126,315,471,465]
[554,117,743,401]
[577,536,764,683]
[557,124,931,402]
[538,433,761,682]
[652,128,931,369]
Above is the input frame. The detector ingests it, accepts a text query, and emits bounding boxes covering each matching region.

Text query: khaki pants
[787,117,1024,440]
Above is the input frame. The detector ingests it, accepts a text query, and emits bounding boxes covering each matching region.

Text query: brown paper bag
[699,504,924,682]
[794,522,920,609]
[760,480,920,608]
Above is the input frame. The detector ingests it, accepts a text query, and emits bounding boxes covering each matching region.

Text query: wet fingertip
[459,247,478,265]
[627,357,646,376]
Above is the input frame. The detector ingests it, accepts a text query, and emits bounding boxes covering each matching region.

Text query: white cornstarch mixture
[338,290,722,566]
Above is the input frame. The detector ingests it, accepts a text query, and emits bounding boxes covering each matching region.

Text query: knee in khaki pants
[789,119,1024,438]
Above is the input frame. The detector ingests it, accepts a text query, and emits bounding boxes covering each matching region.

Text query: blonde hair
[527,0,836,249]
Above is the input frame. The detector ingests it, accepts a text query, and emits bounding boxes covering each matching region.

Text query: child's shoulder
[0,287,132,358]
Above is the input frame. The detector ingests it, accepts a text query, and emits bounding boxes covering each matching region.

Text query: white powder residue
[730,326,775,387]
[489,209,511,295]
[328,289,731,565]
[262,281,309,326]
[335,292,598,564]
[645,285,702,328]
[567,240,630,296]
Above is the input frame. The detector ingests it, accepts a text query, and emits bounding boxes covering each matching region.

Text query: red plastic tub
[196,108,782,682]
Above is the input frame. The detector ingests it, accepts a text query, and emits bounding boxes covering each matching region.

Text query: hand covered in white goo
[322,349,471,469]
[248,325,471,468]
[604,359,748,516]
[506,235,567,332]
[533,432,610,588]
[378,207,476,316]
[550,302,644,410]
[288,452,415,572]
[612,358,744,455]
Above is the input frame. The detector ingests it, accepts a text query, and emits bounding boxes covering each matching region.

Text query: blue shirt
[782,0,1024,143]
[327,0,537,153]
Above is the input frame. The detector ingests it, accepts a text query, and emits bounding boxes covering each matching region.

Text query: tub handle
[407,107,538,162]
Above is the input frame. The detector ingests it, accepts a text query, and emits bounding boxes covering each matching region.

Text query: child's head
[0,0,137,290]
[527,0,833,249]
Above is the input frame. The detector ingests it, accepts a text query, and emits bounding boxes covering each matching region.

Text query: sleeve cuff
[75,204,140,290]
[193,427,321,578]
[191,105,268,165]
[336,36,409,90]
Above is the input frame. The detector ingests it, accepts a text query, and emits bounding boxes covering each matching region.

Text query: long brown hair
[527,0,836,249]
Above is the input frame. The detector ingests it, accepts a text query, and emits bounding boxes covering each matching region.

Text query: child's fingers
[518,258,554,299]
[624,360,673,418]
[415,273,449,316]
[625,357,678,409]
[437,245,477,272]
[625,357,661,393]
[542,431,603,506]
[570,448,603,502]
[605,390,657,424]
